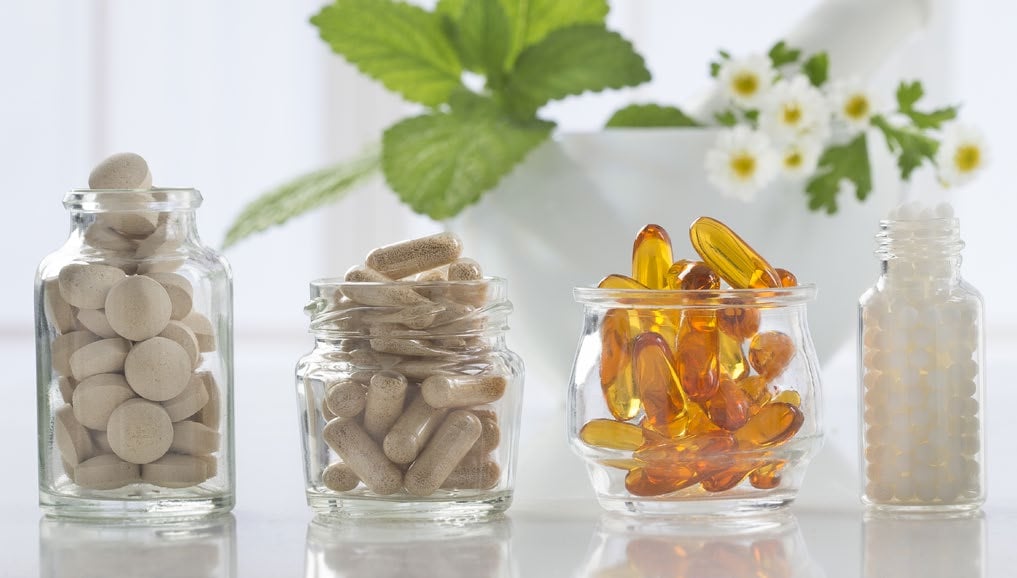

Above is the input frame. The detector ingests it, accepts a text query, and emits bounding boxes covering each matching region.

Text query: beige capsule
[146,272,193,320]
[159,320,200,368]
[383,393,449,464]
[365,232,464,280]
[74,454,141,490]
[51,331,100,376]
[363,371,408,440]
[181,311,216,352]
[75,309,117,338]
[323,418,403,495]
[441,457,500,490]
[170,421,220,455]
[58,263,127,310]
[415,267,448,282]
[54,405,94,467]
[325,380,367,418]
[359,302,443,330]
[369,337,452,358]
[404,410,482,496]
[44,278,78,334]
[105,276,173,341]
[124,337,192,401]
[421,375,507,409]
[392,359,460,381]
[72,373,136,430]
[470,409,500,454]
[322,462,360,492]
[342,265,432,307]
[69,337,131,381]
[141,453,209,488]
[349,348,402,369]
[107,399,173,464]
[162,374,211,422]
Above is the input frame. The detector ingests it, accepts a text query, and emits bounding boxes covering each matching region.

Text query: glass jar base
[40,490,234,522]
[596,493,795,519]
[308,490,512,522]
[863,500,983,518]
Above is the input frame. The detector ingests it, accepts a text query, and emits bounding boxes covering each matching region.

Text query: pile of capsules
[580,217,805,497]
[314,232,507,497]
[44,154,220,491]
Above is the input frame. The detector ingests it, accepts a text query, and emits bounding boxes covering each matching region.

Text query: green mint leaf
[501,0,609,65]
[606,104,700,128]
[802,52,829,87]
[381,106,553,219]
[311,0,462,107]
[805,134,872,214]
[457,0,511,76]
[768,40,801,67]
[872,115,939,180]
[714,110,738,127]
[436,0,467,19]
[896,80,924,112]
[223,149,380,248]
[503,25,650,117]
[904,106,959,130]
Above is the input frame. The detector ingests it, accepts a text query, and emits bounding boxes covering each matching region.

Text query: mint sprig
[607,104,700,128]
[805,134,872,214]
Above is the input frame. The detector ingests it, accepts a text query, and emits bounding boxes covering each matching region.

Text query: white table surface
[2,330,1014,577]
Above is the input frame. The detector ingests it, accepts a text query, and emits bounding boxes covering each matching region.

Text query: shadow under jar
[296,278,523,520]
[35,189,234,520]
[568,286,823,517]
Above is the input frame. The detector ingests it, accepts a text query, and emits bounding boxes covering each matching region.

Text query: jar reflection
[304,517,512,578]
[39,514,236,578]
[579,512,823,578]
[864,512,984,578]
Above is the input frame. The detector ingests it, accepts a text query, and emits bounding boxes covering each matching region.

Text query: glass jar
[858,215,985,512]
[568,286,823,516]
[296,278,523,519]
[35,188,234,519]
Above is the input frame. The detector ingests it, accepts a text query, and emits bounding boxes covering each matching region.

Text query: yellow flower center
[782,103,803,126]
[784,150,803,169]
[730,153,757,180]
[844,94,870,121]
[732,72,759,98]
[954,144,981,173]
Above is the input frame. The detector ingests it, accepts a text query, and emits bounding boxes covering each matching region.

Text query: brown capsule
[749,461,785,489]
[625,465,699,497]
[632,332,684,433]
[748,331,796,380]
[675,328,720,403]
[717,307,761,340]
[599,308,640,421]
[666,260,720,290]
[775,267,798,287]
[704,379,751,431]
[734,402,804,448]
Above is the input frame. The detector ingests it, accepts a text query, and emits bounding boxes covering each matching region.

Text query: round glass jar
[296,278,523,519]
[568,286,823,516]
[35,189,234,519]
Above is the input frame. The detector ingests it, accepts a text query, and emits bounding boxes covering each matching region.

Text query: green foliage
[310,0,461,106]
[714,110,738,127]
[382,102,553,219]
[805,134,872,214]
[768,41,801,67]
[500,0,610,65]
[457,0,511,77]
[802,52,829,87]
[895,80,958,129]
[872,115,939,180]
[503,25,650,117]
[709,49,731,78]
[606,104,700,128]
[222,150,380,249]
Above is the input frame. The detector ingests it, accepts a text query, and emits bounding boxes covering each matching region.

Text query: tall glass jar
[296,278,523,519]
[35,188,234,519]
[568,286,823,516]
[858,214,985,513]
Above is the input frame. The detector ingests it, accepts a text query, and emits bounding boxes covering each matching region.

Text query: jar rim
[63,188,203,212]
[310,276,507,289]
[573,284,817,308]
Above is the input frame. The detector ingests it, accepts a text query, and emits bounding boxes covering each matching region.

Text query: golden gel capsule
[599,308,640,420]
[666,260,721,290]
[632,224,674,289]
[700,465,753,492]
[579,419,645,451]
[625,465,699,497]
[634,431,735,470]
[749,460,785,489]
[633,332,685,432]
[748,331,796,380]
[704,379,751,431]
[734,402,804,448]
[675,328,720,403]
[717,306,761,340]
[773,390,801,407]
[689,217,780,289]
[775,267,798,287]
[718,331,748,380]
[645,401,718,439]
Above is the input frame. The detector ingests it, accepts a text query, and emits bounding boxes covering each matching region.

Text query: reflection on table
[578,512,824,578]
[864,511,984,578]
[39,513,236,578]
[304,516,512,578]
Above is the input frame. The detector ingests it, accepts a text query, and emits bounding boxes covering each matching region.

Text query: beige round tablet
[58,376,76,404]
[169,421,220,455]
[141,454,209,488]
[92,430,113,453]
[193,372,221,430]
[145,273,193,320]
[75,309,117,338]
[58,263,127,310]
[105,276,172,341]
[54,405,94,467]
[124,337,192,401]
[181,311,216,352]
[88,152,152,190]
[158,320,200,368]
[74,454,140,490]
[106,399,173,464]
[44,278,77,334]
[162,374,210,422]
[135,223,183,259]
[72,373,136,430]
[69,337,130,381]
[51,331,100,376]
[83,222,137,253]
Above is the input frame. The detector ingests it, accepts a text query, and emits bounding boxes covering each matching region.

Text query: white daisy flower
[936,124,988,187]
[828,78,880,132]
[760,75,830,144]
[705,126,780,202]
[779,139,822,180]
[717,54,776,109]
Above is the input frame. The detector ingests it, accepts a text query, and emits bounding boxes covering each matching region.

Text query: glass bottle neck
[876,217,963,286]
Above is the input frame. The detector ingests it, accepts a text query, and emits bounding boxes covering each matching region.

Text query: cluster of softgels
[581,217,806,497]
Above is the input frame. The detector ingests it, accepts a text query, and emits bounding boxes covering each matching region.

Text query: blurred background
[2,0,1014,526]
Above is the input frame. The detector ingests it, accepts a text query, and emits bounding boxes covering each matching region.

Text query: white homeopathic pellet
[106,399,174,464]
[105,276,173,341]
[71,373,136,430]
[58,264,127,310]
[124,337,192,401]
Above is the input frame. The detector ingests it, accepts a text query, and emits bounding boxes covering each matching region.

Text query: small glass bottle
[296,278,523,519]
[35,188,234,519]
[858,203,985,513]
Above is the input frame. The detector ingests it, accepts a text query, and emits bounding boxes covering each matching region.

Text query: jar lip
[573,284,817,308]
[63,188,203,212]
[311,276,507,289]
